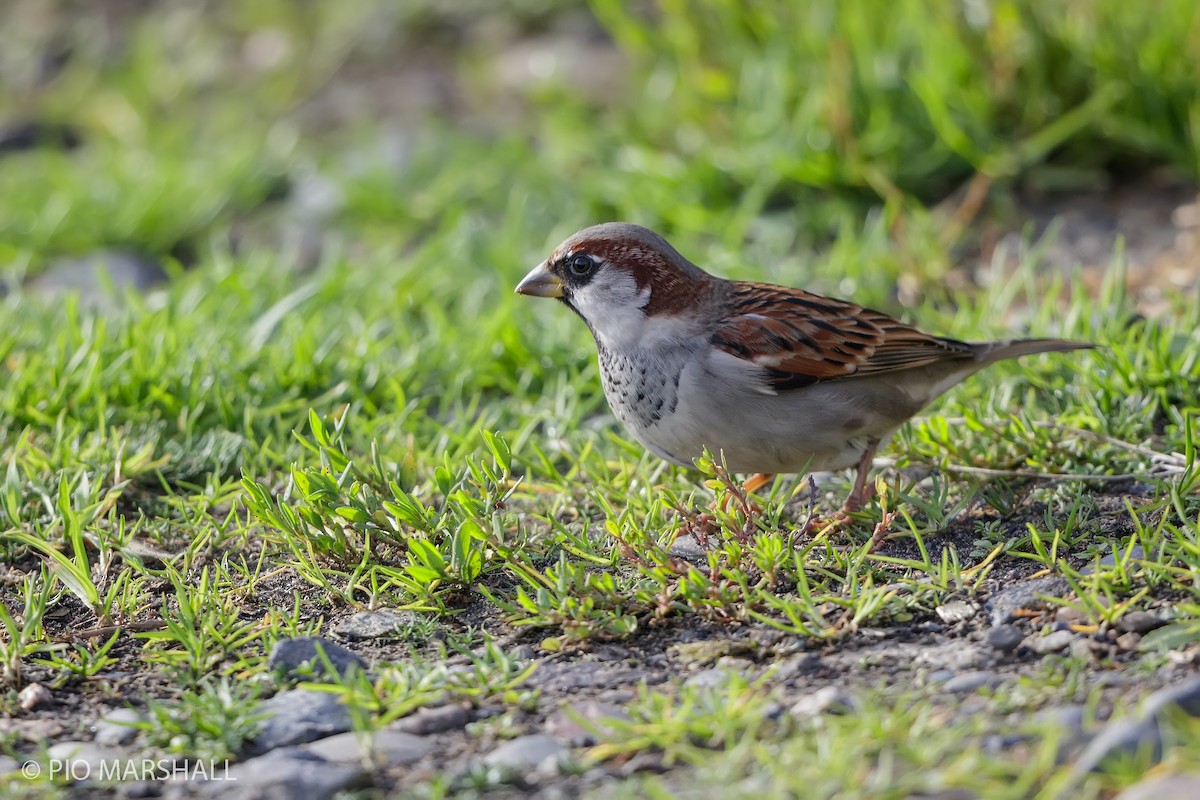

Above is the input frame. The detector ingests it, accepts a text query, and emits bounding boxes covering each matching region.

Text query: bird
[515,222,1093,514]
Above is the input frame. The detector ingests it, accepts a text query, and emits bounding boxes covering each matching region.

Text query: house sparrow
[516,223,1093,512]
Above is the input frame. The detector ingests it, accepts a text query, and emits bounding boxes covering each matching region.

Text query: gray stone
[527,660,660,692]
[1027,630,1076,655]
[1071,678,1200,776]
[1115,772,1200,800]
[1115,632,1142,651]
[684,668,728,689]
[668,534,707,561]
[92,708,143,747]
[986,577,1069,626]
[390,703,472,735]
[302,730,433,767]
[545,701,629,746]
[18,682,51,711]
[925,670,955,685]
[0,755,18,775]
[935,600,976,624]
[1035,704,1088,733]
[1117,611,1166,635]
[174,747,366,799]
[1073,718,1162,774]
[482,734,567,774]
[251,689,353,754]
[769,653,820,681]
[332,609,420,641]
[789,686,858,717]
[987,624,1023,652]
[30,251,168,299]
[267,636,366,679]
[1081,545,1146,576]
[511,645,537,661]
[941,671,1003,694]
[46,741,128,774]
[913,644,987,672]
[1144,677,1200,718]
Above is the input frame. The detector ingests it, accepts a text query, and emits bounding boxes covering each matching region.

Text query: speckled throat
[595,340,682,430]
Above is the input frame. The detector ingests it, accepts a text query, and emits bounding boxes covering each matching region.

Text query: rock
[267,636,366,679]
[1071,678,1200,775]
[46,741,128,776]
[172,747,366,799]
[986,577,1069,626]
[302,730,433,767]
[332,610,421,641]
[789,686,858,717]
[668,534,707,561]
[684,668,728,689]
[1115,772,1200,800]
[93,708,143,747]
[1144,677,1200,718]
[511,645,536,661]
[1117,611,1166,635]
[29,251,168,299]
[527,661,660,692]
[0,121,82,155]
[913,644,987,672]
[941,671,1003,694]
[1027,630,1076,655]
[0,717,65,743]
[1072,718,1162,774]
[18,682,51,711]
[670,639,756,665]
[935,601,976,624]
[482,734,567,774]
[770,653,820,682]
[1035,704,1088,733]
[987,624,1023,652]
[545,701,628,746]
[390,703,472,735]
[925,670,955,685]
[0,755,19,775]
[251,689,353,754]
[1081,545,1146,576]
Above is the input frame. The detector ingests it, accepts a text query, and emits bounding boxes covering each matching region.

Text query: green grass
[2,0,1200,797]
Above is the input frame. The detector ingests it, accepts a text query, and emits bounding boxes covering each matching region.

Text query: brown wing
[710,283,977,391]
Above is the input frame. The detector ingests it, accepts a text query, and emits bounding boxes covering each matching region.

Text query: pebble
[1071,677,1200,775]
[684,668,728,689]
[45,741,128,776]
[668,534,707,561]
[93,708,143,746]
[170,747,365,799]
[986,577,1069,626]
[789,686,859,717]
[332,609,421,640]
[1115,772,1200,800]
[1117,611,1166,635]
[250,689,353,754]
[1027,630,1076,655]
[941,671,1004,694]
[511,645,537,661]
[18,682,51,711]
[527,661,660,692]
[0,755,19,774]
[987,624,1024,652]
[29,250,168,300]
[935,600,976,624]
[267,636,367,679]
[925,670,955,685]
[302,730,433,767]
[482,734,567,774]
[769,653,821,682]
[1081,545,1146,576]
[544,701,628,746]
[390,703,472,735]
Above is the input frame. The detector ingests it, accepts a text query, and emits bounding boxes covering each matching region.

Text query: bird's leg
[840,439,881,514]
[742,472,774,495]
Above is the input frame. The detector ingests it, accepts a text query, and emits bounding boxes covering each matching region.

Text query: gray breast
[596,343,681,429]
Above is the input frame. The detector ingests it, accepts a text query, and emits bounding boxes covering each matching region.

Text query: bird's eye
[566,254,596,277]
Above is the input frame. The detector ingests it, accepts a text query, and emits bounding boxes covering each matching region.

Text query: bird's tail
[975,338,1096,364]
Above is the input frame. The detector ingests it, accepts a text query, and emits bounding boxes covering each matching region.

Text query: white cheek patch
[571,269,652,348]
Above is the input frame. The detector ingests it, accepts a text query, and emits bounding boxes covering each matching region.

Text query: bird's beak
[514,262,564,298]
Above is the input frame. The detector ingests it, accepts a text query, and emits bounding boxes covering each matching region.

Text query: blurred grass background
[2,0,1197,279]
